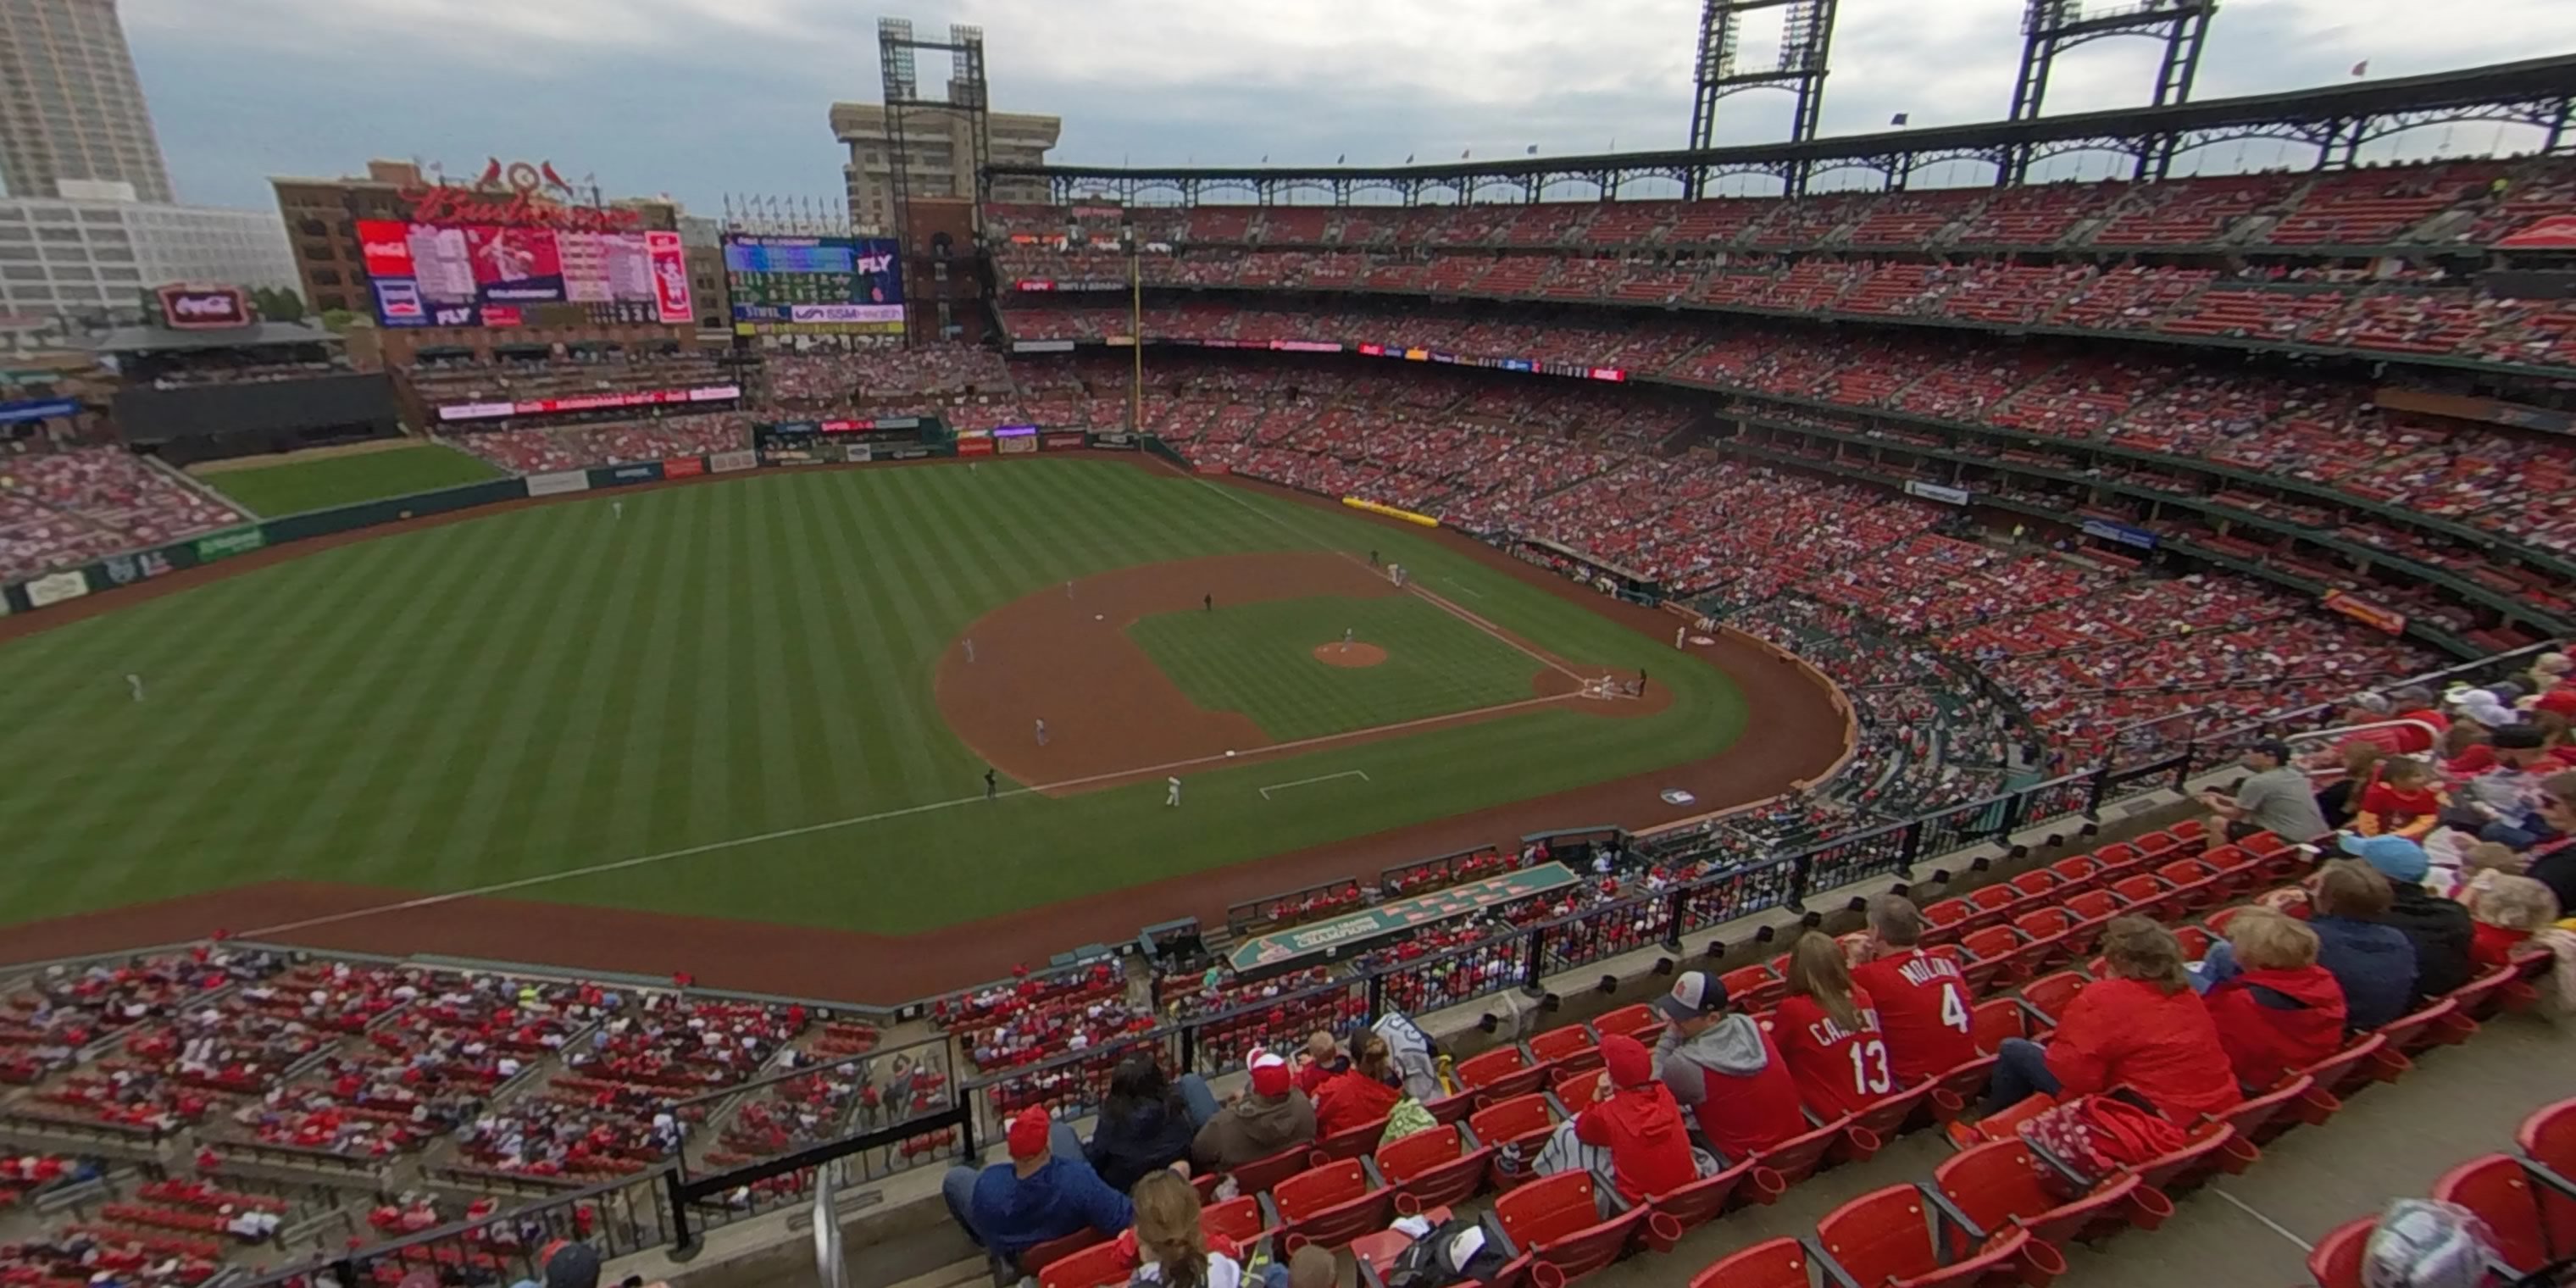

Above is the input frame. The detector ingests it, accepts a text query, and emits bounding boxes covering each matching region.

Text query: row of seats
[2305,1096,2576,1286]
[441,413,749,475]
[1019,823,2546,1288]
[979,159,2566,252]
[0,447,247,582]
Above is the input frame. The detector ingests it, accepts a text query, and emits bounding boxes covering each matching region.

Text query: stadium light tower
[2007,0,2218,178]
[1685,0,1840,197]
[878,17,991,346]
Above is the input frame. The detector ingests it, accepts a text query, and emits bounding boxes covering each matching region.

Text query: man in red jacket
[1846,896,1976,1085]
[1651,971,1807,1162]
[2204,910,2346,1092]
[1574,1034,1698,1204]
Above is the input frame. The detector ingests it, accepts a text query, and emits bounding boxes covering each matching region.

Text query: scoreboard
[724,235,906,336]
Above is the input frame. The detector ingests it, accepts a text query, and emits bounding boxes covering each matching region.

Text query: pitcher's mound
[1313,642,1389,669]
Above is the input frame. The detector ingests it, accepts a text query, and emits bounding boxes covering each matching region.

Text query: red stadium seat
[2061,891,2124,956]
[1038,1241,1131,1288]
[2306,1215,2374,1288]
[2375,998,2457,1063]
[1374,1124,1490,1213]
[2430,1154,2557,1274]
[1835,1080,1936,1164]
[1467,1094,1559,1191]
[2048,856,2102,891]
[1641,1158,1758,1250]
[2219,1074,2314,1146]
[2520,1098,2576,1259]
[1267,1158,1394,1252]
[1813,1184,2065,1287]
[1591,1004,1662,1045]
[1201,1196,1264,1249]
[1230,1143,1314,1198]
[1457,1045,1548,1103]
[1723,965,1784,1012]
[2108,874,2176,923]
[2017,970,2089,1027]
[1313,1112,1392,1163]
[2444,962,2522,1027]
[2126,1119,2246,1196]
[1922,898,1974,945]
[2008,871,2062,903]
[1552,1068,1606,1109]
[1933,1137,2169,1247]
[2010,909,2079,975]
[2154,858,2222,915]
[1970,997,2035,1054]
[1491,1171,1652,1282]
[1752,1115,1847,1198]
[1685,1237,1811,1288]
[1960,925,2028,991]
[1928,1051,2001,1125]
[1528,1024,1602,1075]
[1019,1230,1106,1277]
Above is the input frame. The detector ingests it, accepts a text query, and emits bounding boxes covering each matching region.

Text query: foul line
[1258,769,1369,800]
[1178,473,1584,682]
[235,691,1577,940]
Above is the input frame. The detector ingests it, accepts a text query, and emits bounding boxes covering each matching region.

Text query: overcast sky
[122,0,2576,212]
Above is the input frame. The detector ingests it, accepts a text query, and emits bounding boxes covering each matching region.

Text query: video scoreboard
[724,235,906,336]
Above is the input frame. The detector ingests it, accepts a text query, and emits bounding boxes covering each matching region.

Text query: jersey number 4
[1940,983,1971,1034]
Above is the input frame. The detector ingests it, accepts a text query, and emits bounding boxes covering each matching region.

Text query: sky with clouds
[117,0,2576,213]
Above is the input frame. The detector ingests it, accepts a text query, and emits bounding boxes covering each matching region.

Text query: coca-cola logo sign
[157,284,253,330]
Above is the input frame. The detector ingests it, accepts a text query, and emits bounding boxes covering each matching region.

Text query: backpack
[2362,1199,2496,1288]
[1380,1219,1510,1288]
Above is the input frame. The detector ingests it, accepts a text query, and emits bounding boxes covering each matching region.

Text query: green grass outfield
[0,460,1747,935]
[200,443,506,516]
[1127,595,1539,741]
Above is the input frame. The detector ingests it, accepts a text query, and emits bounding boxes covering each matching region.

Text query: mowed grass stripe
[819,476,947,803]
[516,502,674,873]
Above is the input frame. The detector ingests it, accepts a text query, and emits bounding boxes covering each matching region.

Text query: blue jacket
[969,1158,1134,1261]
[2309,915,2417,1032]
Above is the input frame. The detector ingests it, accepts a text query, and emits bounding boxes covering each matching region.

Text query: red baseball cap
[1247,1048,1292,1098]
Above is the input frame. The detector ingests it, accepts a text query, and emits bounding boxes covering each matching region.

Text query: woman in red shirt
[1772,933,1891,1119]
[1981,917,2240,1124]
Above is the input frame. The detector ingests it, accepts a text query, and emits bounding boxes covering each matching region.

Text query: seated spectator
[1293,1030,1344,1096]
[1130,1169,1248,1288]
[1574,1034,1699,1207]
[944,1108,1130,1269]
[1087,1055,1218,1194]
[2527,773,2576,911]
[2464,874,2560,969]
[2199,739,2330,848]
[2203,910,2346,1091]
[2316,742,2385,832]
[2341,835,2475,1001]
[1846,894,1975,1085]
[2451,726,2560,848]
[1189,1050,1316,1172]
[1981,918,2238,1123]
[1651,970,1804,1161]
[2296,858,2418,1030]
[2357,757,2445,840]
[1310,1032,1402,1138]
[2389,686,2451,753]
[1773,933,1889,1119]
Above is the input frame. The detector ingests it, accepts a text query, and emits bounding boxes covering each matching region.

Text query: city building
[830,99,1058,232]
[0,196,296,321]
[269,159,705,365]
[0,0,175,203]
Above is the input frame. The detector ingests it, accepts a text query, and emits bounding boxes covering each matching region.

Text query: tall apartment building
[0,197,295,319]
[0,0,175,203]
[830,96,1058,232]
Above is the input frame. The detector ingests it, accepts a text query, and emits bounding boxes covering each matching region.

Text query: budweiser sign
[396,156,643,231]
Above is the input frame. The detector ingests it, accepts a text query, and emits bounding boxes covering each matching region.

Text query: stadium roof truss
[992,55,2576,205]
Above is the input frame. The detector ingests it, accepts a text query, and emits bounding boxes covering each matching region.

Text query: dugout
[1516,536,1665,605]
[97,321,402,465]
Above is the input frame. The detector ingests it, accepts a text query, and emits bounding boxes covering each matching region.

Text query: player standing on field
[963,638,975,663]
[1035,718,1048,746]
[613,500,623,520]
[1203,593,1213,613]
[1166,776,1181,807]
[1342,627,1354,653]
[126,673,144,702]
[984,768,997,801]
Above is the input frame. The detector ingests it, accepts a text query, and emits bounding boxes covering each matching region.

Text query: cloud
[114,0,2576,212]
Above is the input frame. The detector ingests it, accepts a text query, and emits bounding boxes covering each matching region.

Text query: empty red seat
[1552,1068,1605,1108]
[1922,898,1973,944]
[1964,885,2025,927]
[1970,997,2033,1054]
[1961,925,2027,990]
[1374,1124,1490,1213]
[1268,1157,1394,1252]
[1928,1050,2001,1125]
[2011,909,2079,974]
[2009,871,2062,902]
[1933,1137,2168,1248]
[1834,1080,1935,1164]
[1723,964,1784,1011]
[2376,998,2457,1062]
[1491,1171,1652,1281]
[2296,1033,2386,1108]
[2061,891,2123,954]
[2017,970,2089,1026]
[1229,1143,1312,1198]
[1038,1241,1131,1288]
[1641,1158,1757,1250]
[1201,1195,1264,1248]
[1528,1024,1602,1075]
[1467,1094,1559,1190]
[1457,1045,1548,1102]
[2520,1097,2576,1257]
[2306,1214,2374,1288]
[2154,858,2222,914]
[2219,1074,2313,1146]
[2431,1154,2558,1274]
[2127,1119,2247,1195]
[1813,1183,2065,1287]
[2090,841,2146,876]
[2171,924,2214,963]
[1685,1237,1810,1288]
[1752,1114,1847,1197]
[2200,846,2263,902]
[2201,904,2250,938]
[2047,856,2101,891]
[1591,1004,1661,1045]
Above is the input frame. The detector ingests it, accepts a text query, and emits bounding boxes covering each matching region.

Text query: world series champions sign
[1227,862,1581,976]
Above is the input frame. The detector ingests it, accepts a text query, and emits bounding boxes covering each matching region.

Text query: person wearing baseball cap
[2198,739,2329,850]
[1650,970,1803,1162]
[2338,834,2473,1002]
[1189,1047,1316,1172]
[941,1106,1131,1271]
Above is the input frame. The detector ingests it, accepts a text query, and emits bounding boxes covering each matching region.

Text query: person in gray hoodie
[1651,971,1807,1162]
[1189,1049,1316,1171]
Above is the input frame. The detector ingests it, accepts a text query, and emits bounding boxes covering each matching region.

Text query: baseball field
[0,456,1845,999]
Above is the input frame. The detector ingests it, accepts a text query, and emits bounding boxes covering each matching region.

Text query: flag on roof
[2351,59,2369,76]
[1890,112,1909,125]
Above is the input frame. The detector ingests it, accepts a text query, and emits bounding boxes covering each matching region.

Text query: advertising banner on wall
[195,527,266,562]
[662,456,706,478]
[709,449,758,473]
[1904,480,1971,506]
[526,470,591,497]
[2080,518,2158,550]
[25,570,90,607]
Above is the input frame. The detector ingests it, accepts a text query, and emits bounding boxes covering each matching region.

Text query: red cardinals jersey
[1772,989,1891,1119]
[1850,949,1978,1085]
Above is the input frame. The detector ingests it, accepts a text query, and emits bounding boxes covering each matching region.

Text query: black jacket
[2379,886,2475,1002]
[1085,1098,1196,1194]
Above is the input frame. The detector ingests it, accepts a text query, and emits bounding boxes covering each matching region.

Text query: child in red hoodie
[1574,1034,1700,1205]
[2464,874,2562,969]
[2356,757,2446,841]
[2206,909,2347,1092]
